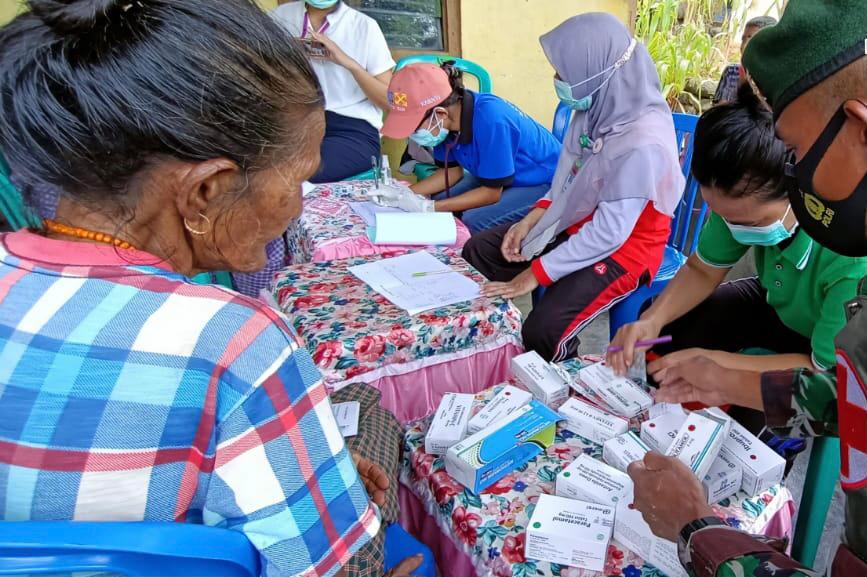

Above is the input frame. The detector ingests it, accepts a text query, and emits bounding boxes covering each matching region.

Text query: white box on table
[640,411,688,453]
[665,410,730,480]
[603,432,650,473]
[445,400,560,494]
[558,397,629,444]
[511,351,569,406]
[467,385,532,435]
[614,493,688,577]
[703,450,743,503]
[556,454,633,507]
[716,412,786,496]
[525,494,614,572]
[425,393,474,455]
[577,362,653,418]
[648,402,686,419]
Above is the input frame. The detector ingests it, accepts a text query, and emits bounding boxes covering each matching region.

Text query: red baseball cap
[381,63,452,139]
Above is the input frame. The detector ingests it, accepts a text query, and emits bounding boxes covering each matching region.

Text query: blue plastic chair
[792,435,841,568]
[0,522,260,576]
[607,112,706,338]
[384,523,438,577]
[552,101,573,143]
[394,55,493,94]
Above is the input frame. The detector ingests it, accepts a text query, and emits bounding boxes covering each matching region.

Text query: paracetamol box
[615,494,688,577]
[556,454,633,507]
[640,411,688,453]
[525,494,614,572]
[425,393,473,455]
[558,397,629,444]
[467,385,532,434]
[445,401,560,494]
[511,351,569,406]
[666,410,730,480]
[603,432,650,472]
[578,362,653,418]
[719,416,785,496]
[703,450,743,503]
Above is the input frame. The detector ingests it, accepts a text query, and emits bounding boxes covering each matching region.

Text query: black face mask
[786,105,867,257]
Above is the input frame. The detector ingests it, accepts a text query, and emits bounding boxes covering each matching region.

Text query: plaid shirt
[0,230,379,577]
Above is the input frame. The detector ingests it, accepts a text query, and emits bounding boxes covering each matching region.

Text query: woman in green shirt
[608,90,865,383]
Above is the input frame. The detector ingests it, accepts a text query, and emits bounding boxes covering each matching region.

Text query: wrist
[727,369,763,410]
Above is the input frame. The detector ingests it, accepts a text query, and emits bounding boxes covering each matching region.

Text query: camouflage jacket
[684,279,867,576]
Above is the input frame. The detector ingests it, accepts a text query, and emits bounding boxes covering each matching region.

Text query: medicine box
[558,397,629,445]
[602,432,650,472]
[719,416,785,496]
[425,393,473,455]
[614,493,688,577]
[511,351,569,406]
[467,385,532,434]
[525,494,614,572]
[703,450,743,503]
[665,410,730,480]
[445,400,560,494]
[640,411,688,453]
[577,362,653,418]
[556,454,633,507]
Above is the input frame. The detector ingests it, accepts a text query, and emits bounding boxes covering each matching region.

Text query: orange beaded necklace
[43,220,137,251]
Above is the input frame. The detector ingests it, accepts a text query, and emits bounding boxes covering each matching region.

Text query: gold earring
[184,213,211,236]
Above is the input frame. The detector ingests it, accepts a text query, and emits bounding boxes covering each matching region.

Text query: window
[345,0,460,56]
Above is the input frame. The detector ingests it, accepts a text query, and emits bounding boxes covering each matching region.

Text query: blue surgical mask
[410,110,450,147]
[305,0,338,8]
[725,205,796,246]
[554,38,637,111]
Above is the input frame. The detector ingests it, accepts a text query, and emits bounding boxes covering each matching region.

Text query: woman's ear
[174,158,242,223]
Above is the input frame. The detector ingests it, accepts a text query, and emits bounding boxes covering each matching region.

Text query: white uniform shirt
[272,1,395,130]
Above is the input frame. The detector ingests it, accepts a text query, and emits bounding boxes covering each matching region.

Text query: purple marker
[606,335,672,354]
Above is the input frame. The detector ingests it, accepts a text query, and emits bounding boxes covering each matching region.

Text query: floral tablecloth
[400,364,796,577]
[287,180,471,264]
[272,248,524,422]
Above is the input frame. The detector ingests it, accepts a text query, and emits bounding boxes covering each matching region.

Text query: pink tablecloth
[287,180,471,264]
[271,248,524,423]
[400,372,797,577]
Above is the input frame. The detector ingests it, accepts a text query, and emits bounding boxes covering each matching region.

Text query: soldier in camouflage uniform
[625,1,867,576]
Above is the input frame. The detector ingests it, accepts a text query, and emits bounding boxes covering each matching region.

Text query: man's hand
[647,348,715,384]
[606,318,662,375]
[481,267,539,299]
[627,451,716,542]
[651,355,763,409]
[384,555,424,577]
[308,31,354,69]
[352,452,389,508]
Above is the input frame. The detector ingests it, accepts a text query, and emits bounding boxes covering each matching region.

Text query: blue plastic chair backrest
[395,55,493,94]
[668,113,707,256]
[0,152,42,231]
[552,101,573,143]
[0,521,260,576]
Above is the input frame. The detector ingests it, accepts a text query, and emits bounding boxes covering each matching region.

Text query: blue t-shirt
[433,91,560,188]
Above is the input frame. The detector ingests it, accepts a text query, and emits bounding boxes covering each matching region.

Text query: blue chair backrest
[552,101,572,143]
[0,152,42,231]
[0,521,260,576]
[395,55,493,94]
[669,113,707,256]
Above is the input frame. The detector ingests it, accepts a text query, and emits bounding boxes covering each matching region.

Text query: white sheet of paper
[349,250,481,315]
[520,220,560,260]
[369,212,457,246]
[302,181,317,197]
[349,202,404,227]
[332,401,360,438]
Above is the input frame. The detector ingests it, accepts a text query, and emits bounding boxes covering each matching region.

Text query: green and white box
[703,450,743,503]
[578,362,653,418]
[556,454,633,506]
[511,351,569,406]
[603,432,650,472]
[425,393,473,455]
[666,410,730,480]
[558,397,629,444]
[640,411,688,453]
[467,385,532,435]
[525,494,614,572]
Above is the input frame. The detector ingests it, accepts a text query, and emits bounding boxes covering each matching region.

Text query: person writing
[376,62,561,234]
[0,1,418,575]
[624,1,867,575]
[608,88,864,387]
[461,13,684,362]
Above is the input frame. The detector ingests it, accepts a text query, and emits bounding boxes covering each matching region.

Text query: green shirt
[695,212,866,369]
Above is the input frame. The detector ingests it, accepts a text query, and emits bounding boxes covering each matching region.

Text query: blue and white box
[666,410,730,480]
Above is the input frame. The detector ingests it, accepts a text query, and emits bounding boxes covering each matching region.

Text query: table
[399,363,797,577]
[287,180,472,264]
[271,248,524,423]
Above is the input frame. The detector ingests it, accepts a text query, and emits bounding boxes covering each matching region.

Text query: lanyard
[301,11,330,38]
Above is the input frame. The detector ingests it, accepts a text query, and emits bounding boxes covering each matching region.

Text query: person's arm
[346,67,392,110]
[686,526,819,577]
[410,166,465,196]
[433,184,504,213]
[652,348,813,375]
[643,253,730,327]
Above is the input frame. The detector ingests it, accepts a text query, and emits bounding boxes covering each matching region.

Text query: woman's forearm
[347,62,391,110]
[410,166,464,196]
[435,185,503,213]
[712,351,814,373]
[640,254,730,329]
